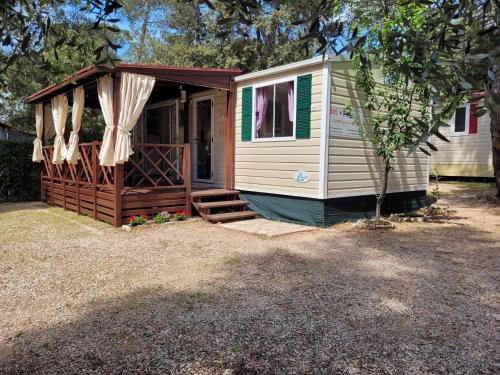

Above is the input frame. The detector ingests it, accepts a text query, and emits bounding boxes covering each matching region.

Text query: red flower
[129,216,136,223]
[175,211,181,215]
[182,210,189,217]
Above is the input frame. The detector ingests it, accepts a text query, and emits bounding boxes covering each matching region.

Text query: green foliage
[124,1,315,71]
[349,4,436,220]
[128,215,149,227]
[0,0,123,82]
[172,210,189,221]
[153,212,170,224]
[0,140,40,202]
[1,18,112,137]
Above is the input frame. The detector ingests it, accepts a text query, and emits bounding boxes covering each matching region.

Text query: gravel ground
[0,182,498,374]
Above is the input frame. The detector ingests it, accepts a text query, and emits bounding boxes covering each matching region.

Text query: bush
[154,212,170,224]
[128,215,149,227]
[0,140,40,202]
[173,210,189,221]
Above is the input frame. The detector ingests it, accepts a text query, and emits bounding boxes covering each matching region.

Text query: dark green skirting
[239,190,428,227]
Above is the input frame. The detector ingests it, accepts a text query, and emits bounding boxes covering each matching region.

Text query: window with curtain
[254,80,294,140]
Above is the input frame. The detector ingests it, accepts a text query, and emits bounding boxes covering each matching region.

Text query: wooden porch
[41,142,191,226]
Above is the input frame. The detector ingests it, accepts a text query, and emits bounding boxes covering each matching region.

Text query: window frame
[450,104,470,136]
[251,75,298,142]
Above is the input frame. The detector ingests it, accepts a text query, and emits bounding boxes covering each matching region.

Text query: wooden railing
[124,143,191,191]
[42,142,114,189]
[40,142,191,226]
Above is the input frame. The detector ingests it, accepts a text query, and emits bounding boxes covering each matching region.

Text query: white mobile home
[234,56,429,226]
[431,98,494,178]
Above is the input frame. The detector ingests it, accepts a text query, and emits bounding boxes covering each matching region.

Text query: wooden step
[205,210,258,223]
[190,189,240,198]
[196,200,249,209]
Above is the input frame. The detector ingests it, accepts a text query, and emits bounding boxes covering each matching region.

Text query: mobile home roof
[234,55,351,82]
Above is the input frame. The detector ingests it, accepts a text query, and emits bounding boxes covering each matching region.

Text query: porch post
[92,141,98,219]
[183,144,192,216]
[112,73,123,227]
[50,148,54,206]
[183,99,190,143]
[225,82,235,190]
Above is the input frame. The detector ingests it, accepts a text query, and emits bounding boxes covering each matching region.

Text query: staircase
[190,189,258,223]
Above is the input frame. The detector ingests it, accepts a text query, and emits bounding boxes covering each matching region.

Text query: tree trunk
[492,114,500,197]
[375,157,390,221]
[137,0,152,61]
[491,66,500,197]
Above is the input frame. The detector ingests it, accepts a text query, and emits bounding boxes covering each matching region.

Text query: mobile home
[234,56,429,226]
[431,97,494,178]
[27,56,429,227]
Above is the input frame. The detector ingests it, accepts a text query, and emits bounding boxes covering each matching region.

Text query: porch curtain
[113,72,155,164]
[97,75,115,166]
[43,103,56,143]
[66,86,85,164]
[51,94,68,164]
[288,81,294,122]
[255,87,268,138]
[32,103,44,162]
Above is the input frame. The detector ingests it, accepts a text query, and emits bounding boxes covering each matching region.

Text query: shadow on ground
[1,218,498,374]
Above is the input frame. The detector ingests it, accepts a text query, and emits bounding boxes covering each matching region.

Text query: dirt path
[0,183,498,374]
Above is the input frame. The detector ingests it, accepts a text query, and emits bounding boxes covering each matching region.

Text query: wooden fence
[41,142,191,226]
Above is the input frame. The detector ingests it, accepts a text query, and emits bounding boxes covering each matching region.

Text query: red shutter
[469,104,478,134]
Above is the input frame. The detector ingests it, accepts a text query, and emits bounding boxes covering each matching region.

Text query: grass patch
[0,202,108,245]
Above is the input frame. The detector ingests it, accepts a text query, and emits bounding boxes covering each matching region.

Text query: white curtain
[97,75,115,166]
[66,86,85,164]
[32,103,44,162]
[114,73,155,164]
[51,94,68,164]
[43,103,55,143]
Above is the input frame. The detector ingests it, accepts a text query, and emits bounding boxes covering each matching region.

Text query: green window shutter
[241,86,253,141]
[296,74,312,139]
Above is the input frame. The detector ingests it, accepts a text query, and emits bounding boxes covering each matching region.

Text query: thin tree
[351,52,432,221]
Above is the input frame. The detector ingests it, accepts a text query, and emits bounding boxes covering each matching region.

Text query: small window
[451,105,469,136]
[254,80,295,140]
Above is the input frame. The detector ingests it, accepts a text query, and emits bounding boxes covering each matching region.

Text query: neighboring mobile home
[0,122,35,142]
[431,96,494,178]
[27,56,429,227]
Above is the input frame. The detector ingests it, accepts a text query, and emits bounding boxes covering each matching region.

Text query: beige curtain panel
[97,75,115,166]
[66,86,85,164]
[114,73,155,164]
[43,103,55,143]
[51,94,68,164]
[32,103,44,162]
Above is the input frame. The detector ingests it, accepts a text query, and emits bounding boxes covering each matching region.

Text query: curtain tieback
[118,128,131,136]
[70,131,79,136]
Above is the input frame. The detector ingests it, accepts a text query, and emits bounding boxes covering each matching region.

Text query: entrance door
[194,97,213,182]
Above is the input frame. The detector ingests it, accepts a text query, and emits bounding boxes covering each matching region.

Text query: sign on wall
[329,104,363,139]
[293,170,311,183]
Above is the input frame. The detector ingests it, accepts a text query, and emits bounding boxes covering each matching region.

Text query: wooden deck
[41,142,191,226]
